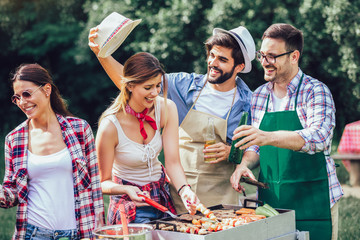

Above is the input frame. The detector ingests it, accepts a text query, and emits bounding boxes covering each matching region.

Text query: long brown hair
[11,63,73,117]
[99,52,167,124]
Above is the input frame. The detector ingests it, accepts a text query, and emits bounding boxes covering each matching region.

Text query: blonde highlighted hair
[99,52,168,125]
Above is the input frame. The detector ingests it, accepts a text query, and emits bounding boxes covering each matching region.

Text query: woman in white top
[0,63,104,239]
[95,52,199,223]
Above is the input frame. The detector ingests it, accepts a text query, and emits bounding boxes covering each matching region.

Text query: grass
[338,196,360,239]
[0,138,359,239]
[0,207,16,239]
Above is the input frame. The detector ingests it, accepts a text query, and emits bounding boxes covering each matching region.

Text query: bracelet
[177,184,191,196]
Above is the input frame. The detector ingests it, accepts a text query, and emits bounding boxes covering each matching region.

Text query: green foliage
[1,3,358,236]
[323,0,360,129]
[324,0,360,83]
[0,0,359,138]
[0,0,117,133]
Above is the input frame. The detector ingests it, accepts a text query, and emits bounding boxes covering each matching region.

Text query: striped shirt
[247,68,343,207]
[0,115,105,239]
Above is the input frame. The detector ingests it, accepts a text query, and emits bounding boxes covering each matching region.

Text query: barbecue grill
[150,200,309,240]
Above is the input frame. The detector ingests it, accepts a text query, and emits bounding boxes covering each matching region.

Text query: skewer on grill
[196,203,218,221]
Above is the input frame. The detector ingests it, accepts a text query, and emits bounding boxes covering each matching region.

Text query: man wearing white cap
[89,25,256,213]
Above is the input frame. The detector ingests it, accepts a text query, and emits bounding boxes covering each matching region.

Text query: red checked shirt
[108,168,176,224]
[337,120,360,153]
[247,68,343,207]
[0,115,105,239]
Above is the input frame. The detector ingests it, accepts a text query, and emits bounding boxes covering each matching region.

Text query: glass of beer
[204,117,216,163]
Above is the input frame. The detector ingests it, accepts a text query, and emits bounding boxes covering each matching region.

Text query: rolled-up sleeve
[1,136,19,208]
[295,83,335,154]
[83,121,105,219]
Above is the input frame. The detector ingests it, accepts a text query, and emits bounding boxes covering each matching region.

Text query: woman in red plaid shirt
[95,52,200,224]
[0,64,105,239]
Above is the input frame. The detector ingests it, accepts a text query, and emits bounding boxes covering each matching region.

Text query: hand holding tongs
[138,194,178,218]
[240,177,269,189]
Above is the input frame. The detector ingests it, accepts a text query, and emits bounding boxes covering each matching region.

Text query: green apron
[258,74,332,239]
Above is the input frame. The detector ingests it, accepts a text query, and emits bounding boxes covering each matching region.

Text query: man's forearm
[267,131,305,151]
[241,151,260,170]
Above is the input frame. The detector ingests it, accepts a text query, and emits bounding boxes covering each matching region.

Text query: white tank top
[27,148,76,230]
[106,98,163,186]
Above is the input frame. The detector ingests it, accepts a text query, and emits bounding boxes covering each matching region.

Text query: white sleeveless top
[27,148,77,230]
[106,98,163,186]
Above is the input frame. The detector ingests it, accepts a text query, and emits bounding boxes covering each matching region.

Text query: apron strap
[225,87,237,121]
[294,73,304,109]
[180,80,208,126]
[188,80,208,111]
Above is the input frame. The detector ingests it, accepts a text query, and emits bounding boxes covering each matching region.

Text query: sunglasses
[11,85,43,104]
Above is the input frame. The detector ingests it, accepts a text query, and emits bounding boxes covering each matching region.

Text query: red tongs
[138,194,177,218]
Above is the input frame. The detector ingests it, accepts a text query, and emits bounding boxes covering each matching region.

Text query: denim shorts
[25,223,78,240]
[134,206,165,223]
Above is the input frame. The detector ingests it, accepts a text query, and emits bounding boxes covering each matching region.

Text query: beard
[263,65,276,82]
[263,64,293,84]
[207,65,236,84]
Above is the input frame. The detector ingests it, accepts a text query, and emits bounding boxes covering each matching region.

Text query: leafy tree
[0,0,112,133]
[0,0,358,141]
[80,0,212,73]
[323,0,360,130]
[297,0,360,137]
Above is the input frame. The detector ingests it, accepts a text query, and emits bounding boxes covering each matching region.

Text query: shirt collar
[288,68,303,95]
[56,114,69,131]
[188,74,207,92]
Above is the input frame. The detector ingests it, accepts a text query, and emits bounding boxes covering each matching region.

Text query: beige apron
[170,82,239,213]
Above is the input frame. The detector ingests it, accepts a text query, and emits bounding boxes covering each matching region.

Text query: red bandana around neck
[125,104,157,140]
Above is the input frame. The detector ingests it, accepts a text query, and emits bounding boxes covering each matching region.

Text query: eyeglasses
[11,85,43,104]
[256,50,294,64]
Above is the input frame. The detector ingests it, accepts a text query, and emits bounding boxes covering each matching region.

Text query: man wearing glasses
[230,23,343,240]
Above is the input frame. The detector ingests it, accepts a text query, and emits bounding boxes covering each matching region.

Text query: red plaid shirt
[338,120,360,153]
[107,168,176,224]
[0,115,105,239]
